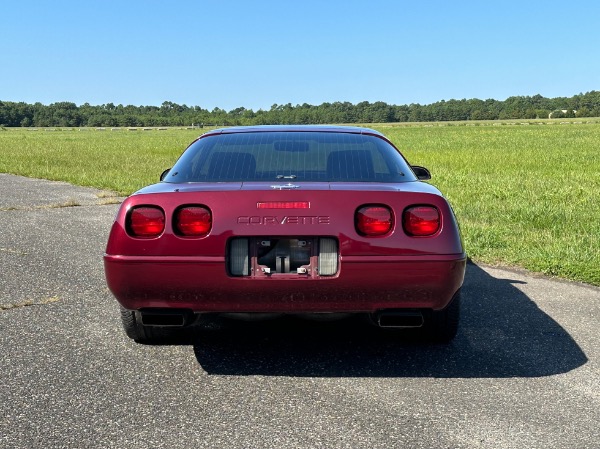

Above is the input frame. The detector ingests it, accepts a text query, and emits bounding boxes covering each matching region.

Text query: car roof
[200,124,385,138]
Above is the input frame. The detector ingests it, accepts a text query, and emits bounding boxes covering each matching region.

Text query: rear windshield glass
[165,131,416,183]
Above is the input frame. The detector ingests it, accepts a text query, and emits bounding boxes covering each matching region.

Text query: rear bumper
[104,253,466,313]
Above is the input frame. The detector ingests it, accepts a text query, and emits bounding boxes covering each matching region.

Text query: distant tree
[48,102,81,127]
[576,107,591,117]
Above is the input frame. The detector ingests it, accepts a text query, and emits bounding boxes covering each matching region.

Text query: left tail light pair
[127,206,211,238]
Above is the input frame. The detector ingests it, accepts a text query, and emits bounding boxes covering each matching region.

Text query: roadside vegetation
[1,91,600,127]
[1,121,598,286]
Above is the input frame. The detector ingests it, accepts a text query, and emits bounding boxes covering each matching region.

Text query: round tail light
[175,206,212,237]
[355,205,393,236]
[403,206,440,236]
[128,206,165,238]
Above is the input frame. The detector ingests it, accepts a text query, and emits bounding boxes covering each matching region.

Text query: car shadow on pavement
[192,263,588,378]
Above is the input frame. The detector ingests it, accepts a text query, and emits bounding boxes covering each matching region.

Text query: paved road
[1,173,599,448]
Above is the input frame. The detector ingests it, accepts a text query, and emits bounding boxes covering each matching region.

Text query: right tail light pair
[355,205,440,237]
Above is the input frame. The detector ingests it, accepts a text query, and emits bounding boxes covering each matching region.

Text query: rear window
[165,131,416,183]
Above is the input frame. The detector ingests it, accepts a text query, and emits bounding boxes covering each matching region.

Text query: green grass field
[1,122,599,286]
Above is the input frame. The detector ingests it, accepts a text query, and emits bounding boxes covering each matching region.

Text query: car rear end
[104,126,466,342]
[105,184,465,310]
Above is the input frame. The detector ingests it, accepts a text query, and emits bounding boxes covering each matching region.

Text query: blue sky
[2,0,599,111]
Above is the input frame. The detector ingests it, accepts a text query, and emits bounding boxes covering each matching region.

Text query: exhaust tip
[375,311,424,328]
[139,309,193,327]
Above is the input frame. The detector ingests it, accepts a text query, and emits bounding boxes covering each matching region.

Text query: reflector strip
[230,239,249,276]
[257,201,310,209]
[319,238,338,276]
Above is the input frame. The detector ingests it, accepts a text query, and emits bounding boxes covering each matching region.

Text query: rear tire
[119,307,183,344]
[427,289,461,343]
[120,306,141,341]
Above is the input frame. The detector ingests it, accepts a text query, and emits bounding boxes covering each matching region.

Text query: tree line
[1,91,599,128]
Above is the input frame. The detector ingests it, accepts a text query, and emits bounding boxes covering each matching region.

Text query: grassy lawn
[0,128,203,194]
[379,122,600,285]
[1,122,599,286]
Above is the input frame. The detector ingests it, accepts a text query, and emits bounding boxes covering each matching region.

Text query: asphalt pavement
[1,173,599,448]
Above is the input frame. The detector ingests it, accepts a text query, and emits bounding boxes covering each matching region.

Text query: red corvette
[104,125,466,343]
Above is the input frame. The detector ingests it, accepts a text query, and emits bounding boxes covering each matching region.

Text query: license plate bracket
[227,237,338,277]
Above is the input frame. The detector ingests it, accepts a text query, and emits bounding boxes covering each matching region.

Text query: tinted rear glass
[165,132,416,183]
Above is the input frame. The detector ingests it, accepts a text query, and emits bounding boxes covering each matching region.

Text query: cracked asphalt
[1,173,599,448]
